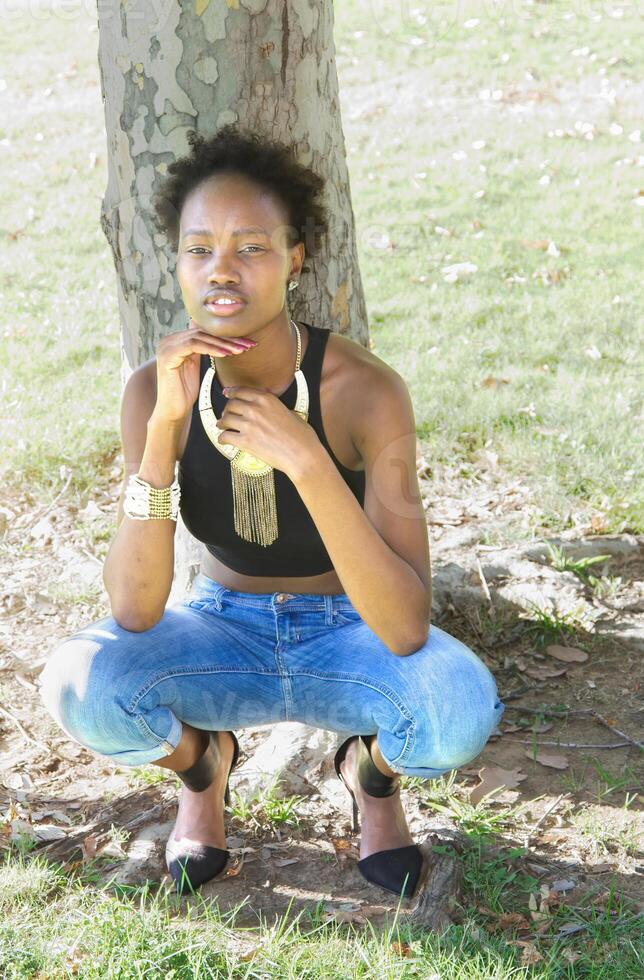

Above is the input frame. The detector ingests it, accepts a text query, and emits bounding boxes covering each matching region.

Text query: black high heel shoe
[334,734,423,899]
[165,730,240,895]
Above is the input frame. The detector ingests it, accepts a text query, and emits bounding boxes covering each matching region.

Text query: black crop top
[177,322,366,576]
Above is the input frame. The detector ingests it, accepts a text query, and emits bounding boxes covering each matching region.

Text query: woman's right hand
[153,319,257,423]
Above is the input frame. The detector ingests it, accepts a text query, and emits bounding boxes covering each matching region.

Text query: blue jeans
[39,573,505,778]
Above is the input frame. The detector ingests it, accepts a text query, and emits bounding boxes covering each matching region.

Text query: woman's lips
[204,299,246,316]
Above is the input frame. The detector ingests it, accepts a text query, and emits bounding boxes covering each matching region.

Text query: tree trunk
[96,0,368,601]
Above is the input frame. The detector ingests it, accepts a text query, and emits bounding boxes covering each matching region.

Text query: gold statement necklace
[198,319,309,547]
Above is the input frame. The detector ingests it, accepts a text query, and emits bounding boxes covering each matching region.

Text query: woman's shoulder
[324,327,408,402]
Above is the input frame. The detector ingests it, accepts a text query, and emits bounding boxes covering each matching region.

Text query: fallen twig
[22,469,73,535]
[589,711,643,751]
[503,706,577,715]
[79,547,103,567]
[524,793,570,845]
[475,557,493,608]
[503,705,643,751]
[0,705,49,751]
[502,738,631,750]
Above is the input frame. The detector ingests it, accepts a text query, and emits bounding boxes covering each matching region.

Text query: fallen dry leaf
[331,837,358,861]
[390,941,412,957]
[224,862,244,877]
[562,949,582,964]
[274,858,299,867]
[81,835,98,862]
[524,666,568,679]
[528,892,551,924]
[239,948,259,962]
[508,940,544,965]
[359,904,388,917]
[324,908,367,924]
[470,765,528,804]
[496,912,532,932]
[2,772,34,792]
[546,645,589,663]
[538,830,567,845]
[525,750,569,769]
[588,861,613,873]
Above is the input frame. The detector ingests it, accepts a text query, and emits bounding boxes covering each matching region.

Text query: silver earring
[288,280,299,292]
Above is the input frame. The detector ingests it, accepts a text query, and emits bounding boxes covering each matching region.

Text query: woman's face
[176,174,304,334]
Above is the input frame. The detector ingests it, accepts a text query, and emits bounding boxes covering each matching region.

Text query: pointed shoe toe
[165,838,229,895]
[357,844,423,899]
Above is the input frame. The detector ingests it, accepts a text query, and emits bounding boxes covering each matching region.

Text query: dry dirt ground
[0,458,642,929]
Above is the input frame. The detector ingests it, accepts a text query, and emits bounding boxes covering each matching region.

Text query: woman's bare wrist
[139,414,185,488]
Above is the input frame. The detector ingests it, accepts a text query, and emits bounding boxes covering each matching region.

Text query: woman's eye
[187,246,264,254]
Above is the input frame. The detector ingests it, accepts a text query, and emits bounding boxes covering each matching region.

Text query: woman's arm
[292,367,431,656]
[105,323,251,630]
[102,367,184,631]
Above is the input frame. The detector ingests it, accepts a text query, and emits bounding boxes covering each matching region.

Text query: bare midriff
[199,548,347,595]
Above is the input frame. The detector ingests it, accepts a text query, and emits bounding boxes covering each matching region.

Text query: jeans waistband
[190,572,357,614]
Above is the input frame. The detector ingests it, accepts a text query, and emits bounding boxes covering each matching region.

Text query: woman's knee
[38,620,132,751]
[390,630,506,775]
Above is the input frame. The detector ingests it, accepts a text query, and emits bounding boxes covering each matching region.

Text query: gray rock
[233,723,340,798]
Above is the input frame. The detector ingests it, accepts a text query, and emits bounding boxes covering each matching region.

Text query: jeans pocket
[334,608,363,626]
[182,597,220,614]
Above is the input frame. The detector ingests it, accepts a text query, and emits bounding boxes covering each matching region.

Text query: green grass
[228,774,306,833]
[1,0,643,974]
[0,0,642,537]
[0,843,641,978]
[522,600,588,647]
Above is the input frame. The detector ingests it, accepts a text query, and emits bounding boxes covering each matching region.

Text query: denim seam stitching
[273,644,294,719]
[334,612,363,626]
[133,713,176,754]
[127,666,281,714]
[186,597,332,612]
[290,669,413,714]
[290,670,415,766]
[183,597,356,613]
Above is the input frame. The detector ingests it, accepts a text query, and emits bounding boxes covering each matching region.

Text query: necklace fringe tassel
[230,462,279,546]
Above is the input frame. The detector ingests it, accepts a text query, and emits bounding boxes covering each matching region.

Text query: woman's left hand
[216,385,324,482]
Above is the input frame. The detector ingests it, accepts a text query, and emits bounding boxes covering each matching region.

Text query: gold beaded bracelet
[123,473,181,521]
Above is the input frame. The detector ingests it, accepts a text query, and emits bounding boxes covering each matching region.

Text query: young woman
[39,126,505,899]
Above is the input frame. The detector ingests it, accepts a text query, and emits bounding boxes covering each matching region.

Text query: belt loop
[324,594,334,626]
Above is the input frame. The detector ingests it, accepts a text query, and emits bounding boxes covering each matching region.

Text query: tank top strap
[299,323,328,424]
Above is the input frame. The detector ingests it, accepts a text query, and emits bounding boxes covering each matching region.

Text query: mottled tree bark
[96,0,367,599]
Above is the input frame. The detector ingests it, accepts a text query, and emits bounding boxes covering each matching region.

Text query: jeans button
[276,593,295,603]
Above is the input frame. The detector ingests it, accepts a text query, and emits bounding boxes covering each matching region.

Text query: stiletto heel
[351,795,359,834]
[165,730,240,895]
[334,734,423,899]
